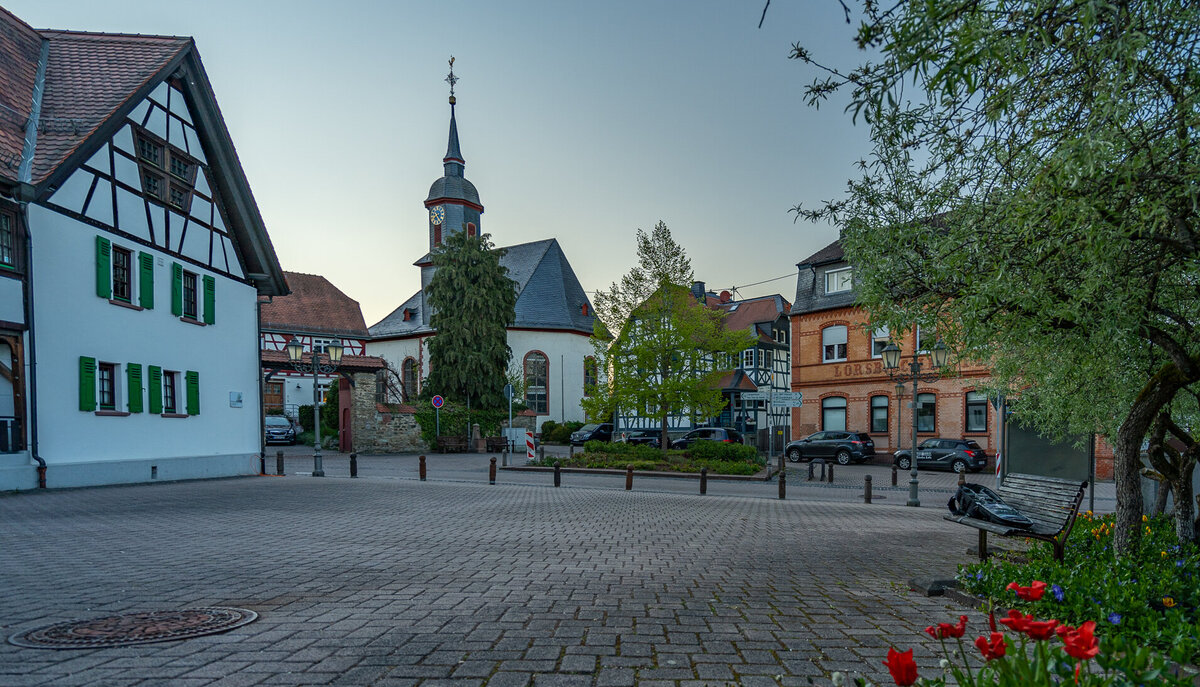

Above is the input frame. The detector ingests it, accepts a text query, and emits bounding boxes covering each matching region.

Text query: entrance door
[264,381,283,415]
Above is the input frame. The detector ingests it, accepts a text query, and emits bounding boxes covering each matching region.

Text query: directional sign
[431,395,444,409]
[773,391,804,406]
[741,391,769,401]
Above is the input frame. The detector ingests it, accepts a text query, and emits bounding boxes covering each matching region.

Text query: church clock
[429,205,445,225]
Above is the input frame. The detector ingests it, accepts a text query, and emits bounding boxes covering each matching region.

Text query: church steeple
[443,57,464,176]
[424,56,483,257]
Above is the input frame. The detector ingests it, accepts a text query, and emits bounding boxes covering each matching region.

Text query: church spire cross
[445,56,458,103]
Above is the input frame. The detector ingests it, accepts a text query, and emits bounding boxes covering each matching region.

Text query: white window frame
[822,396,847,431]
[916,326,936,353]
[312,337,336,354]
[824,267,853,294]
[822,325,848,363]
[762,349,773,369]
[742,348,755,369]
[871,325,890,358]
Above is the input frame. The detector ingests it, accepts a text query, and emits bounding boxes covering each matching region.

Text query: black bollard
[259,454,265,475]
[276,450,284,476]
[892,463,898,486]
[958,471,967,487]
[569,444,575,459]
[419,455,426,481]
[700,467,708,495]
[489,457,497,485]
[807,461,815,481]
[864,474,872,504]
[625,465,633,490]
[827,464,834,483]
[553,461,561,487]
[350,452,358,478]
[778,469,787,500]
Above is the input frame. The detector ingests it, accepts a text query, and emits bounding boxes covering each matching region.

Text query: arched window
[821,396,847,431]
[583,356,597,397]
[466,222,476,237]
[822,325,847,362]
[870,395,889,433]
[401,358,417,402]
[524,351,548,414]
[966,391,987,432]
[917,392,936,432]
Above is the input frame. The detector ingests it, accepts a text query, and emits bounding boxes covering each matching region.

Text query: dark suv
[617,429,661,448]
[570,423,613,446]
[669,427,743,450]
[893,438,988,473]
[785,431,875,465]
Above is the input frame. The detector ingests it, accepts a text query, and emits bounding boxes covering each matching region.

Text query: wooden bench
[943,473,1088,561]
[485,436,508,452]
[436,436,469,453]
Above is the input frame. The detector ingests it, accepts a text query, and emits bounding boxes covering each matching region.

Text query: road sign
[431,395,444,409]
[741,391,769,401]
[503,384,513,400]
[773,391,804,406]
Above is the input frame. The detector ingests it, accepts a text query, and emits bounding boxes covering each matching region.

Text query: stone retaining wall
[350,372,428,454]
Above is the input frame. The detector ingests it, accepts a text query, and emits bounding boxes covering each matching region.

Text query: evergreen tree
[425,230,516,409]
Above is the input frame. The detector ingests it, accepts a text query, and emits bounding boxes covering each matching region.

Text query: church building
[367,67,595,430]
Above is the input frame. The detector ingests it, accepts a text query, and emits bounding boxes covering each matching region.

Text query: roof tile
[261,272,369,337]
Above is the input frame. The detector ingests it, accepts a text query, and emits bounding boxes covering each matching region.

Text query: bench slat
[947,474,1087,562]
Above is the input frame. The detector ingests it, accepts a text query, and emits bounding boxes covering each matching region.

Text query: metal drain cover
[8,607,258,649]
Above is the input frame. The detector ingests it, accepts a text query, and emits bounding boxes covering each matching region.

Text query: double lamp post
[285,339,343,477]
[881,338,949,507]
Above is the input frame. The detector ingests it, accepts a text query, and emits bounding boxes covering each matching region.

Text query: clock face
[429,205,445,225]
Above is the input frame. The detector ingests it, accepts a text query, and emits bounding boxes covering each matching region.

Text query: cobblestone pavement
[1,475,1033,685]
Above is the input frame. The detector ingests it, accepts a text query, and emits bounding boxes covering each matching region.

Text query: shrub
[687,439,762,465]
[540,421,583,444]
[412,401,509,445]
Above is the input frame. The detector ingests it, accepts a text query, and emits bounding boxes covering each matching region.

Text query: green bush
[957,511,1200,662]
[297,404,315,432]
[539,421,583,444]
[686,439,762,465]
[322,384,339,429]
[412,401,509,445]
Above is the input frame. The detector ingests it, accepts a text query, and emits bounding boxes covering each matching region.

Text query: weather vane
[445,56,458,100]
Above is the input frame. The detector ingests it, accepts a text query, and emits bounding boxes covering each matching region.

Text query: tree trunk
[1171,471,1196,543]
[1153,482,1170,515]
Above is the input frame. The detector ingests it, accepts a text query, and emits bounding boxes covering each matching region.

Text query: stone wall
[350,372,429,454]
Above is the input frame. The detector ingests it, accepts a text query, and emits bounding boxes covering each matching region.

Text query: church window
[524,351,548,415]
[467,222,476,238]
[581,303,589,316]
[401,358,417,402]
[434,225,442,245]
[134,127,196,212]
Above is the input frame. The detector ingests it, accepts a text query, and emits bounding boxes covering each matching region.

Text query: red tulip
[883,647,919,686]
[998,609,1033,633]
[974,632,1007,661]
[1006,580,1047,601]
[1024,618,1060,641]
[1060,620,1099,660]
[925,615,968,640]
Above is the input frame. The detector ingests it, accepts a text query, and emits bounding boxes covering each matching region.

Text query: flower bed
[528,439,764,475]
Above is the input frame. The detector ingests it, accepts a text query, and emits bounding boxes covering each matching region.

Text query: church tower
[418,58,484,325]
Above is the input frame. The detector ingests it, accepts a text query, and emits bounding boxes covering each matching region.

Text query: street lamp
[286,339,343,477]
[881,338,949,507]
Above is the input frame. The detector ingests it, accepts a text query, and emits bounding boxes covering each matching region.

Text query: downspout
[18,38,50,488]
[254,290,272,473]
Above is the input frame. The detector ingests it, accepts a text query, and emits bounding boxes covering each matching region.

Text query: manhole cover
[8,607,257,649]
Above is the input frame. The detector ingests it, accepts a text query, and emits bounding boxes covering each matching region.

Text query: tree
[789,1,1200,553]
[583,222,755,452]
[425,230,517,410]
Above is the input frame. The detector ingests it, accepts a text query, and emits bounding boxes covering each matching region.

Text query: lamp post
[285,339,343,477]
[881,339,949,507]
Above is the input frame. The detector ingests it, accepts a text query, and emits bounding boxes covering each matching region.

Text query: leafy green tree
[583,222,755,452]
[789,1,1200,553]
[425,230,517,410]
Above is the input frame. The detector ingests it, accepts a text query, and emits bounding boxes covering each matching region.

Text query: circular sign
[431,395,444,409]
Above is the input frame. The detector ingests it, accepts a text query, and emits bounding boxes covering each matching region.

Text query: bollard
[700,467,708,495]
[827,464,834,483]
[276,450,284,476]
[350,452,358,478]
[503,446,509,467]
[625,465,633,491]
[569,444,575,459]
[538,444,545,462]
[489,457,497,485]
[553,461,561,487]
[864,474,873,504]
[419,455,427,481]
[259,454,265,475]
[778,469,786,500]
[892,463,898,486]
[958,471,966,487]
[807,462,815,481]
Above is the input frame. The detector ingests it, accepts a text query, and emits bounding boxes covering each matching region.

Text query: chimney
[691,281,706,304]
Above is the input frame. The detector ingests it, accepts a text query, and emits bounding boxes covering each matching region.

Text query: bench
[436,436,469,453]
[485,436,508,452]
[943,472,1088,562]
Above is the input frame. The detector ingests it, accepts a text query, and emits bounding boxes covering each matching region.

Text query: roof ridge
[37,29,191,42]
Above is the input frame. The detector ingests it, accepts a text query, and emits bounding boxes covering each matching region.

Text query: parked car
[264,416,296,445]
[785,431,875,465]
[616,429,661,448]
[669,427,743,450]
[893,438,988,473]
[570,423,613,446]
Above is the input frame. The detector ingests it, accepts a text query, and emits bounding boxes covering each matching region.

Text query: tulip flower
[1023,618,1060,641]
[974,632,1007,661]
[924,615,968,640]
[998,609,1033,633]
[1006,580,1047,601]
[1059,621,1099,660]
[883,647,919,686]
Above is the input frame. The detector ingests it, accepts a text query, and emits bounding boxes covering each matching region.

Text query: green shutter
[202,275,215,324]
[185,370,199,415]
[95,237,111,299]
[79,356,97,411]
[126,363,143,413]
[138,252,154,309]
[147,365,162,414]
[171,263,183,316]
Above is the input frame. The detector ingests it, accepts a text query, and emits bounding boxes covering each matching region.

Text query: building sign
[832,361,885,378]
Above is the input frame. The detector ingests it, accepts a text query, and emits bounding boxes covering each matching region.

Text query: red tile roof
[714,295,791,333]
[260,349,385,373]
[0,8,190,185]
[715,370,758,392]
[260,272,369,337]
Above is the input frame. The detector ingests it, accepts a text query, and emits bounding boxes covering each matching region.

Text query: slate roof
[261,272,369,338]
[791,238,857,316]
[0,8,287,296]
[426,175,480,205]
[369,238,595,339]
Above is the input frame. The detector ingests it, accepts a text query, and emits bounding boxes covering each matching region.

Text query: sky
[6,1,875,327]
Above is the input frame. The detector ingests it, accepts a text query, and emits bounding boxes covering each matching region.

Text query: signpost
[503,384,513,466]
[432,395,444,438]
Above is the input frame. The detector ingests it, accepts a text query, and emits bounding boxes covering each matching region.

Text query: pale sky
[7,1,873,326]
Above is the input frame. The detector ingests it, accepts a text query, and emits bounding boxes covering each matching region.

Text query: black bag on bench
[948,483,1034,529]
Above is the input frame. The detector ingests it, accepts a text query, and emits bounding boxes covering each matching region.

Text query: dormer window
[134,127,197,213]
[825,267,853,294]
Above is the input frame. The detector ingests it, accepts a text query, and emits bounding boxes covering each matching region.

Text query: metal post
[778,469,786,499]
[350,452,358,478]
[419,455,426,481]
[489,457,497,485]
[503,445,509,467]
[625,465,633,490]
[259,454,265,475]
[827,464,834,483]
[892,463,898,486]
[700,467,708,495]
[958,470,966,487]
[908,362,920,507]
[276,450,284,476]
[569,444,575,459]
[311,359,324,477]
[864,474,872,504]
[553,461,561,487]
[538,443,545,462]
[807,461,815,481]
